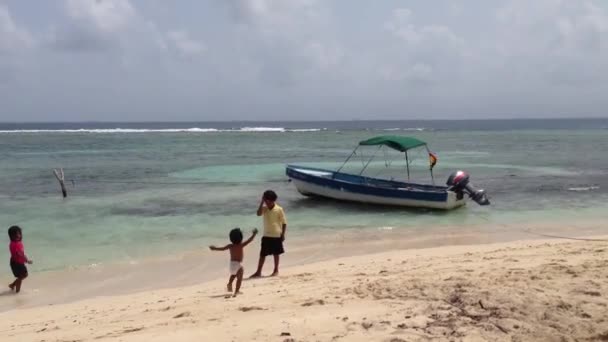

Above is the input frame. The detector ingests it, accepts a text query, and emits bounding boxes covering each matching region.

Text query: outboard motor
[446,171,490,205]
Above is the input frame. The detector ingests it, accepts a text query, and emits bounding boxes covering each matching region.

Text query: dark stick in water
[53,168,67,198]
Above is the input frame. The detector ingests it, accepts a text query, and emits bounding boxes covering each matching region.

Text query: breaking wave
[567,186,600,192]
[0,127,326,134]
[382,128,426,131]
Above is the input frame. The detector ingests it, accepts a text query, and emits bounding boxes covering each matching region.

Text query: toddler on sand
[209,228,258,297]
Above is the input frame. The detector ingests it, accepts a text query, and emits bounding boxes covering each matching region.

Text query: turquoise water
[1,122,607,272]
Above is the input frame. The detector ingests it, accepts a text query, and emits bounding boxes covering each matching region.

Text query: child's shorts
[229,261,242,275]
[10,260,28,278]
[260,237,284,257]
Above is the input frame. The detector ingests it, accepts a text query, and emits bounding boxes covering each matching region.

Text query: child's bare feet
[249,272,262,278]
[227,283,233,292]
[270,271,279,277]
[8,283,15,291]
[232,291,242,297]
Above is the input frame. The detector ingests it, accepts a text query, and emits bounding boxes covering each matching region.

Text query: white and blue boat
[286,136,490,210]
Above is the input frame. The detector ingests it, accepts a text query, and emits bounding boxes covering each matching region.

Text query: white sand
[1,237,607,341]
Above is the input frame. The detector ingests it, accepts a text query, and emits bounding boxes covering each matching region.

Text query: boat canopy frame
[335,135,435,184]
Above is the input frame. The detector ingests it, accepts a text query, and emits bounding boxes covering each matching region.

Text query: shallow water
[1,120,607,274]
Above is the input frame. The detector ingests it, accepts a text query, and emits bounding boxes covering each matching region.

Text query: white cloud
[53,0,205,61]
[232,0,319,31]
[3,1,608,120]
[225,0,345,85]
[65,0,135,33]
[165,30,206,57]
[48,0,137,52]
[50,0,163,53]
[302,41,343,70]
[0,4,34,53]
[497,0,608,53]
[0,4,34,87]
[381,8,466,84]
[495,0,608,85]
[385,8,462,50]
[380,63,433,83]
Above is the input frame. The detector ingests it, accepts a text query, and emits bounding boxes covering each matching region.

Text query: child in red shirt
[8,226,33,293]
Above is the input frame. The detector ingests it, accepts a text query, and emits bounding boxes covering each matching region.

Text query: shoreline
[1,235,607,341]
[1,219,606,313]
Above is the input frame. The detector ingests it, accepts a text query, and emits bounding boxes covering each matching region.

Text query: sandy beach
[1,236,607,342]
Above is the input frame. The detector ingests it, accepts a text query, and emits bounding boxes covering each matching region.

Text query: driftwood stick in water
[53,168,67,198]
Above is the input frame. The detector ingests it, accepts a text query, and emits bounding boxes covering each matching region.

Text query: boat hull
[286,166,466,210]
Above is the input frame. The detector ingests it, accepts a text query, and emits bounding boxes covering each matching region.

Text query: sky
[1,0,608,122]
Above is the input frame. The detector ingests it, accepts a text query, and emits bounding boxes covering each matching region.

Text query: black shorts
[10,260,28,278]
[260,237,284,257]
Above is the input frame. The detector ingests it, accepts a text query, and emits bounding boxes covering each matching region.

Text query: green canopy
[358,135,427,152]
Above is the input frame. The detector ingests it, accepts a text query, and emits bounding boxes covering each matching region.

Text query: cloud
[385,8,460,46]
[0,4,34,87]
[49,0,142,52]
[229,0,320,30]
[49,0,207,63]
[2,1,608,120]
[0,4,34,54]
[224,0,345,86]
[50,0,132,52]
[495,0,608,85]
[164,30,206,57]
[380,63,434,84]
[66,0,135,33]
[379,2,608,92]
[381,8,466,84]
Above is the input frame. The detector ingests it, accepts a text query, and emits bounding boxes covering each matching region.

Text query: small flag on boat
[429,151,438,169]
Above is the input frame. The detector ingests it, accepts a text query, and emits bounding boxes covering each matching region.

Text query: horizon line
[0,117,606,124]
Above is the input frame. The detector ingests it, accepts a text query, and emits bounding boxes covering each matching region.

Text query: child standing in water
[209,228,258,297]
[8,226,33,293]
[250,190,287,278]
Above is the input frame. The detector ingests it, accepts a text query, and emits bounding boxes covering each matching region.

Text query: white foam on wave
[238,127,285,132]
[0,128,220,133]
[0,127,325,134]
[289,128,324,132]
[382,127,426,131]
[567,186,600,192]
[403,128,426,131]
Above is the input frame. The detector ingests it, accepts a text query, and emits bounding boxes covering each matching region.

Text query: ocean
[1,118,607,276]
